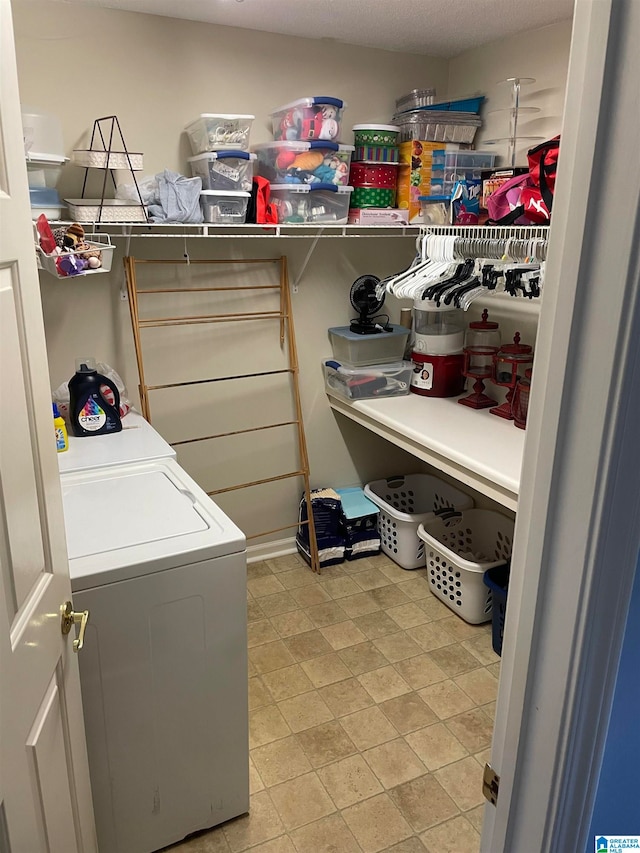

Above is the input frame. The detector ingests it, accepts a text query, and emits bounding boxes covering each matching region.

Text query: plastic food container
[324,359,411,400]
[392,111,482,144]
[430,150,496,196]
[199,190,250,224]
[270,184,353,224]
[253,141,353,186]
[270,97,345,142]
[64,198,147,223]
[352,124,400,147]
[354,145,400,164]
[350,186,396,208]
[328,325,409,366]
[26,154,67,188]
[364,474,474,570]
[22,107,65,160]
[188,151,256,192]
[418,508,515,623]
[349,162,398,189]
[395,89,437,113]
[184,114,255,154]
[419,195,451,225]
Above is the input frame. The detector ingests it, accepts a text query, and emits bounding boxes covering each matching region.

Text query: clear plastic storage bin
[270,184,352,224]
[328,325,409,366]
[418,508,515,623]
[270,97,345,142]
[188,151,256,192]
[199,190,250,224]
[27,155,67,188]
[22,108,65,160]
[253,141,353,186]
[324,359,412,400]
[430,150,496,195]
[364,474,474,570]
[184,114,255,154]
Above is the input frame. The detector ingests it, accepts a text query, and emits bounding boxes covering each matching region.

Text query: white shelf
[48,221,421,240]
[327,391,524,511]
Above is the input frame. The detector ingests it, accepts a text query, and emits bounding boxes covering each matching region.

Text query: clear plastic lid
[270,184,353,194]
[271,97,345,113]
[200,190,251,198]
[189,113,255,121]
[252,141,354,152]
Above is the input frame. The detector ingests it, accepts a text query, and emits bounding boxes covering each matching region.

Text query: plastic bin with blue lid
[419,96,485,114]
[253,140,354,185]
[335,486,381,560]
[270,97,346,142]
[270,184,353,224]
[188,151,256,192]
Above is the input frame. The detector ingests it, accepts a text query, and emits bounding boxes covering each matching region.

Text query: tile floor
[170,551,500,853]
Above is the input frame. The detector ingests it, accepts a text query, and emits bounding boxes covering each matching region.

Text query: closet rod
[171,421,298,447]
[138,284,281,294]
[208,470,306,496]
[146,368,293,392]
[139,310,283,328]
[131,258,280,265]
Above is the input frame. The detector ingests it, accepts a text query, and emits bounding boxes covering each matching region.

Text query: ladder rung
[208,470,305,496]
[171,421,299,446]
[146,368,293,391]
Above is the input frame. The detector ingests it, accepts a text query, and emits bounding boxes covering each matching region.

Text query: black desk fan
[349,274,391,335]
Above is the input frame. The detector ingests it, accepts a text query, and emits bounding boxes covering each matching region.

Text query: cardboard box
[397,141,461,224]
[347,208,410,226]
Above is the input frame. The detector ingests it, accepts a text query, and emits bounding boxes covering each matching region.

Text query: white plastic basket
[364,474,474,570]
[418,508,515,624]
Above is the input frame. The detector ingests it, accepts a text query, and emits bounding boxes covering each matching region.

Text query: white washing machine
[59,413,249,853]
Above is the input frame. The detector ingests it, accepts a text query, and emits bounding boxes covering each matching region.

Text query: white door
[483,0,640,849]
[0,0,97,849]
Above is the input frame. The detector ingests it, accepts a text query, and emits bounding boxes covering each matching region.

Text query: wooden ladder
[123,254,320,573]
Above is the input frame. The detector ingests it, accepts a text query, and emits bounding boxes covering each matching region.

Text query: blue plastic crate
[483,564,510,656]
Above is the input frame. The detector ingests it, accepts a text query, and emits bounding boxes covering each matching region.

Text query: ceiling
[58,0,574,58]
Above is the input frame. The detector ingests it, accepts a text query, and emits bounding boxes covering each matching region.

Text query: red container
[409,351,465,398]
[349,161,398,189]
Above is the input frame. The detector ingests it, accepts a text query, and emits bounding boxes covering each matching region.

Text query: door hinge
[483,763,500,806]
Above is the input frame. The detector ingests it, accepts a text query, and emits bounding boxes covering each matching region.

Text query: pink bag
[486,174,535,225]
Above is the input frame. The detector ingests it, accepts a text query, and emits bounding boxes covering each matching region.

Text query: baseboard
[246,536,297,564]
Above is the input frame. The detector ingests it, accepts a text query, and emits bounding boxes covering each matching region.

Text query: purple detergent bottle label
[78,396,106,432]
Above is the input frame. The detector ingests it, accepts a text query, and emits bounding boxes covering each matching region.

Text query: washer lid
[58,411,176,474]
[62,458,245,590]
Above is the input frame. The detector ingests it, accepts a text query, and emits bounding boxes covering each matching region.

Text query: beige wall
[13,2,569,545]
[448,20,572,167]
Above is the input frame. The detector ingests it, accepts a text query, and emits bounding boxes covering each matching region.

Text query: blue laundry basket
[483,564,510,656]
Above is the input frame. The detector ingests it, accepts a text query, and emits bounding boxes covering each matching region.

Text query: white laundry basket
[418,508,515,624]
[364,474,474,569]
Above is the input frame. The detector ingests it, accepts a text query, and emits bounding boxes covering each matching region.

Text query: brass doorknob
[61,601,90,652]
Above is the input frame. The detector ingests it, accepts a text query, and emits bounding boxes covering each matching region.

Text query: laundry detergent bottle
[68,359,122,437]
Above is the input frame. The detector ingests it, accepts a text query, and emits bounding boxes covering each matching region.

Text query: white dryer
[59,414,249,853]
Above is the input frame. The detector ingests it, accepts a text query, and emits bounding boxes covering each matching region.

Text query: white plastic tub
[270,97,345,142]
[364,474,474,570]
[270,184,352,224]
[200,190,250,224]
[185,114,255,154]
[188,151,256,192]
[324,359,412,400]
[22,107,65,160]
[253,141,353,186]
